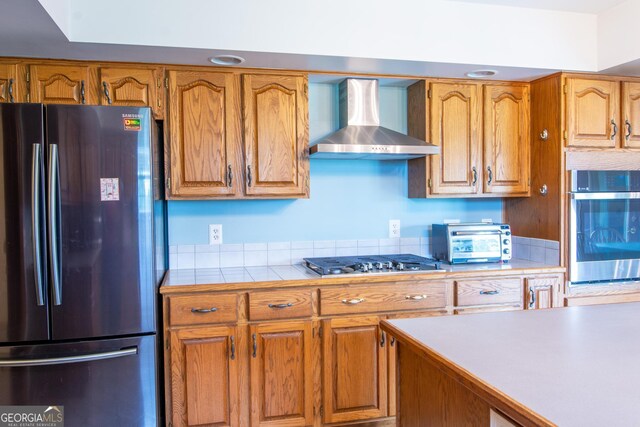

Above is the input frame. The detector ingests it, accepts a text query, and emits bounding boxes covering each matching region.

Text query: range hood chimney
[309,79,439,160]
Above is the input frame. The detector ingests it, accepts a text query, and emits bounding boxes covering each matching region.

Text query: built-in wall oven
[570,170,640,284]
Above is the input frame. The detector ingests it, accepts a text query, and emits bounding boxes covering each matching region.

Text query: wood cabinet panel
[455,277,523,307]
[248,289,313,321]
[483,84,530,195]
[525,276,561,309]
[170,326,239,427]
[250,322,313,426]
[29,64,94,105]
[429,82,482,195]
[99,66,163,118]
[242,74,309,197]
[622,81,640,148]
[566,78,619,148]
[168,70,242,197]
[0,63,18,103]
[169,293,238,326]
[322,316,387,424]
[319,282,448,316]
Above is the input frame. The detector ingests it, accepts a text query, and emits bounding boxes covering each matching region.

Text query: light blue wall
[167,83,503,245]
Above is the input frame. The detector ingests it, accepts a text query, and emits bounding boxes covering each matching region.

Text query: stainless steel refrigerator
[0,104,167,426]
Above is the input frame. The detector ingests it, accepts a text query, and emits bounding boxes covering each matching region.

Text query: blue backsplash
[167,83,503,245]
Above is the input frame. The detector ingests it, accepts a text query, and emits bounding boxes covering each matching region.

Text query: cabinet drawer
[168,293,238,326]
[455,278,522,307]
[248,289,313,321]
[320,282,447,316]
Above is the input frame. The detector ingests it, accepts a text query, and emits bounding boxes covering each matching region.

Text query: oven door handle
[451,231,502,236]
[570,192,640,200]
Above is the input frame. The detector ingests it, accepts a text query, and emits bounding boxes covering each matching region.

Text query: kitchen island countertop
[381,302,640,427]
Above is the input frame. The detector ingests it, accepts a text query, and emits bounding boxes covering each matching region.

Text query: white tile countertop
[165,259,559,286]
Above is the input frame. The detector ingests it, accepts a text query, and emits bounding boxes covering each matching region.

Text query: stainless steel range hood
[309,79,439,160]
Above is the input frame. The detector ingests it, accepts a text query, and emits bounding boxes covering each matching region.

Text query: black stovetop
[303,254,441,276]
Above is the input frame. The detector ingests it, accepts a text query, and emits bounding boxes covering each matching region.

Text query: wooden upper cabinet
[622,82,640,148]
[98,67,164,119]
[0,63,19,103]
[483,84,530,195]
[29,64,95,105]
[242,74,309,198]
[168,70,242,198]
[429,82,482,195]
[170,325,239,427]
[250,321,313,427]
[322,316,387,424]
[565,78,620,148]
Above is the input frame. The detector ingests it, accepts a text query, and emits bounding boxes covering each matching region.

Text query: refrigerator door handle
[48,144,62,306]
[31,143,45,306]
[0,347,138,367]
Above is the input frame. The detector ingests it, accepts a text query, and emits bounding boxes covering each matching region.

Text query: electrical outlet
[389,219,401,238]
[209,224,223,245]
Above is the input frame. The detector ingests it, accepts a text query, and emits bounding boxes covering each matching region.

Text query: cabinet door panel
[622,82,640,148]
[483,84,530,195]
[170,326,239,427]
[250,322,313,426]
[430,82,481,195]
[99,67,163,119]
[322,316,387,424]
[0,63,18,103]
[168,70,241,197]
[243,74,309,197]
[566,78,619,148]
[525,276,561,310]
[29,64,94,105]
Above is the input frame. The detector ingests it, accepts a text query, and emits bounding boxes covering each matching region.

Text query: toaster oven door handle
[451,231,502,236]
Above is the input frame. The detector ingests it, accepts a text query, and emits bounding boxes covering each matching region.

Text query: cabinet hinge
[167,177,171,190]
[318,326,323,339]
[165,338,170,350]
[165,77,169,89]
[563,130,568,140]
[528,177,531,186]
[320,406,324,417]
[26,71,30,82]
[26,93,30,102]
[427,88,432,99]
[157,77,161,88]
[563,84,568,94]
[427,178,432,188]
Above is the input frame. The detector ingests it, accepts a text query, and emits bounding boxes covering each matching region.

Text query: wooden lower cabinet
[525,276,561,309]
[170,325,239,427]
[322,316,387,424]
[249,321,314,427]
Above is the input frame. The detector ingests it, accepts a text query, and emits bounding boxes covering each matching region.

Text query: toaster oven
[432,223,512,264]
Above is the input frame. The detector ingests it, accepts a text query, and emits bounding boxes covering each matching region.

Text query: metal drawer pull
[479,290,499,295]
[405,294,428,301]
[252,334,257,358]
[390,336,396,347]
[268,303,293,309]
[611,119,618,140]
[191,307,218,313]
[341,298,365,305]
[229,336,235,360]
[529,288,536,308]
[380,331,386,347]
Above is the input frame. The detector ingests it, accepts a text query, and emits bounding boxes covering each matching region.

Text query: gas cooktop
[303,254,441,276]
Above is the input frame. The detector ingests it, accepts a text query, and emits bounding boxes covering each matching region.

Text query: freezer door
[0,103,49,343]
[46,105,156,340]
[0,334,159,426]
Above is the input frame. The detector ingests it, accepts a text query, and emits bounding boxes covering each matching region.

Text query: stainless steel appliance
[432,223,512,264]
[569,170,640,284]
[309,79,440,159]
[303,254,441,276]
[0,104,166,426]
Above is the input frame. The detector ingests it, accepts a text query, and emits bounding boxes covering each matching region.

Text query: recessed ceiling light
[208,55,245,66]
[465,69,498,78]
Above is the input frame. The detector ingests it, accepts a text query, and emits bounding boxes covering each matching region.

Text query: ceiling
[449,0,627,13]
[1,0,639,80]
